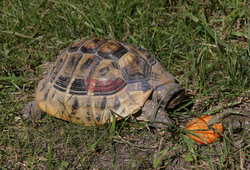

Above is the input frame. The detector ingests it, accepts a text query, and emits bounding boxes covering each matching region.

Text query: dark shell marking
[99,66,110,76]
[100,97,107,110]
[69,78,87,95]
[72,98,80,110]
[111,61,119,69]
[96,116,101,122]
[114,95,121,110]
[51,92,55,99]
[71,98,79,115]
[92,78,126,96]
[54,75,71,92]
[80,58,93,71]
[40,77,49,92]
[43,89,50,101]
[47,38,155,96]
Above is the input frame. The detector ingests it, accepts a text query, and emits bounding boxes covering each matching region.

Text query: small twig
[207,101,245,127]
[205,101,242,115]
[157,137,164,152]
[207,108,231,127]
[240,148,244,170]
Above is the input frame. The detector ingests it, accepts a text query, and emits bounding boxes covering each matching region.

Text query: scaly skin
[21,101,43,121]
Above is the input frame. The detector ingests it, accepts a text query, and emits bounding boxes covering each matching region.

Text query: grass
[0,0,249,169]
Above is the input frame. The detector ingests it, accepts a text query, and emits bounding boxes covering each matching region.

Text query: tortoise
[21,38,185,126]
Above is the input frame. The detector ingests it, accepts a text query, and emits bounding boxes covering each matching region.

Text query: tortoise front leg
[136,100,174,127]
[21,101,44,121]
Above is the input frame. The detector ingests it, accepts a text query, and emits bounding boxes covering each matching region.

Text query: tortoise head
[152,82,185,109]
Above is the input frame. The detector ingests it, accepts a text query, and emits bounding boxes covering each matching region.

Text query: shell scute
[69,39,89,52]
[80,38,106,54]
[97,41,128,60]
[118,52,151,81]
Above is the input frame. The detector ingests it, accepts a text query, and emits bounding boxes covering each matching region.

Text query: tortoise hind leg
[21,101,44,121]
[136,100,175,127]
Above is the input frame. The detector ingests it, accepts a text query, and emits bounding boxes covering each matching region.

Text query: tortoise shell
[35,38,178,126]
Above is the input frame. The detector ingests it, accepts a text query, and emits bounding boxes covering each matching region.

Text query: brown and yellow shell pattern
[35,38,177,126]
